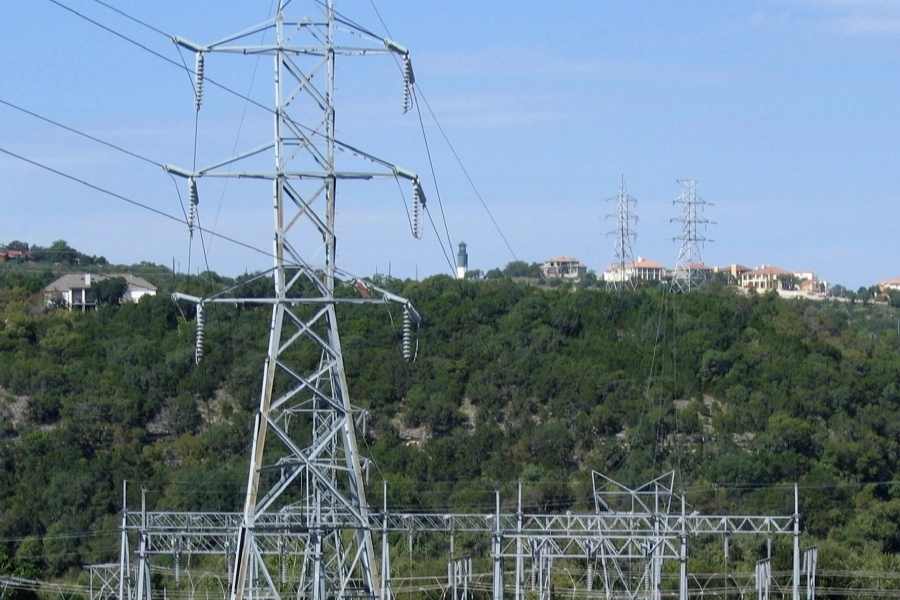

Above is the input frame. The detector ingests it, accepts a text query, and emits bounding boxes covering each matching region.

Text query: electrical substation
[79,3,813,600]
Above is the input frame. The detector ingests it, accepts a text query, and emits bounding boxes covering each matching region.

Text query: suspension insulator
[411,195,421,239]
[194,53,205,110]
[402,306,412,362]
[170,538,181,583]
[188,177,199,236]
[411,180,424,239]
[194,303,205,364]
[402,54,413,114]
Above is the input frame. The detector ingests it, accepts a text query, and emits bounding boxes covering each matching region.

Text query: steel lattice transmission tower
[605,175,638,292]
[670,179,713,292]
[165,3,424,600]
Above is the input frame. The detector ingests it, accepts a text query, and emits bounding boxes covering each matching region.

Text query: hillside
[2,268,900,591]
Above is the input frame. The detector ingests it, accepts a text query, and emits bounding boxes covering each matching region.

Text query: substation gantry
[109,472,816,600]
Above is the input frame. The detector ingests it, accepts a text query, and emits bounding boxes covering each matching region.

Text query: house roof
[712,264,751,275]
[544,256,583,264]
[678,262,713,271]
[744,265,791,276]
[604,257,666,272]
[632,257,665,269]
[45,273,157,293]
[878,276,900,288]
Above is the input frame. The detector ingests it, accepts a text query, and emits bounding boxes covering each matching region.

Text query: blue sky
[2,0,899,289]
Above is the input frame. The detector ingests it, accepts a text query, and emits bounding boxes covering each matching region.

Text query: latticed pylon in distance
[605,175,638,291]
[670,179,713,292]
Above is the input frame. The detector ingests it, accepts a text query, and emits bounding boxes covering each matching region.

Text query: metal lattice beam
[670,179,714,292]
[605,176,639,292]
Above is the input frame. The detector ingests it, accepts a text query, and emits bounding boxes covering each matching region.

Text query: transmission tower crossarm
[167,159,419,182]
[351,278,422,322]
[177,16,413,58]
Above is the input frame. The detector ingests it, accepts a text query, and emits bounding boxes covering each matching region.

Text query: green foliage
[90,276,128,305]
[2,267,900,584]
[501,260,543,278]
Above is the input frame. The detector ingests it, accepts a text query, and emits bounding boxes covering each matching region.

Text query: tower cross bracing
[163,3,423,600]
[605,175,638,292]
[670,179,714,292]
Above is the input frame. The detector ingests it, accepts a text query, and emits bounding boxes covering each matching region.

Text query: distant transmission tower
[166,3,423,600]
[605,175,638,292]
[670,179,714,292]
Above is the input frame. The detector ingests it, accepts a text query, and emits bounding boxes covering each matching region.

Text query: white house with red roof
[878,277,900,292]
[740,265,793,291]
[713,264,752,283]
[603,256,666,283]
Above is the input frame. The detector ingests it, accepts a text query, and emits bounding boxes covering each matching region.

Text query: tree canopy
[0,265,899,590]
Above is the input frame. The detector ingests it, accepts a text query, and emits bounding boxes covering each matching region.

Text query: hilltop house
[541,256,588,278]
[879,277,900,293]
[671,262,714,282]
[603,256,666,283]
[0,249,32,262]
[740,265,793,291]
[713,264,752,284]
[44,273,157,310]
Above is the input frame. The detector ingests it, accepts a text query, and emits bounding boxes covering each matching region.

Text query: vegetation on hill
[2,250,900,593]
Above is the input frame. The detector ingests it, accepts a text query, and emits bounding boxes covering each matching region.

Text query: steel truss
[163,3,423,600]
[605,176,639,292]
[670,180,714,292]
[114,472,812,600]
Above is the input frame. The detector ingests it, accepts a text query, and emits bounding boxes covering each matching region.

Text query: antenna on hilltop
[605,175,638,292]
[670,179,714,292]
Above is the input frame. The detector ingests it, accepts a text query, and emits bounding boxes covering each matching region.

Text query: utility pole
[165,3,423,600]
[670,179,714,292]
[605,175,638,292]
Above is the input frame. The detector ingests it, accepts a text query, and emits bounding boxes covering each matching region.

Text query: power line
[412,89,455,273]
[0,96,163,168]
[89,0,170,39]
[0,147,271,260]
[46,0,274,115]
[414,84,519,263]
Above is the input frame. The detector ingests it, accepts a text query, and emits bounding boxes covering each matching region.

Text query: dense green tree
[91,276,128,305]
[2,262,900,584]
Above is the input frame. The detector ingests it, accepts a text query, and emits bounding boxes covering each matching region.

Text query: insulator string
[194,303,205,364]
[194,53,205,110]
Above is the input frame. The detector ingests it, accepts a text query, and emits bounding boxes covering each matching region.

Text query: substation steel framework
[113,472,815,600]
[163,3,424,600]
